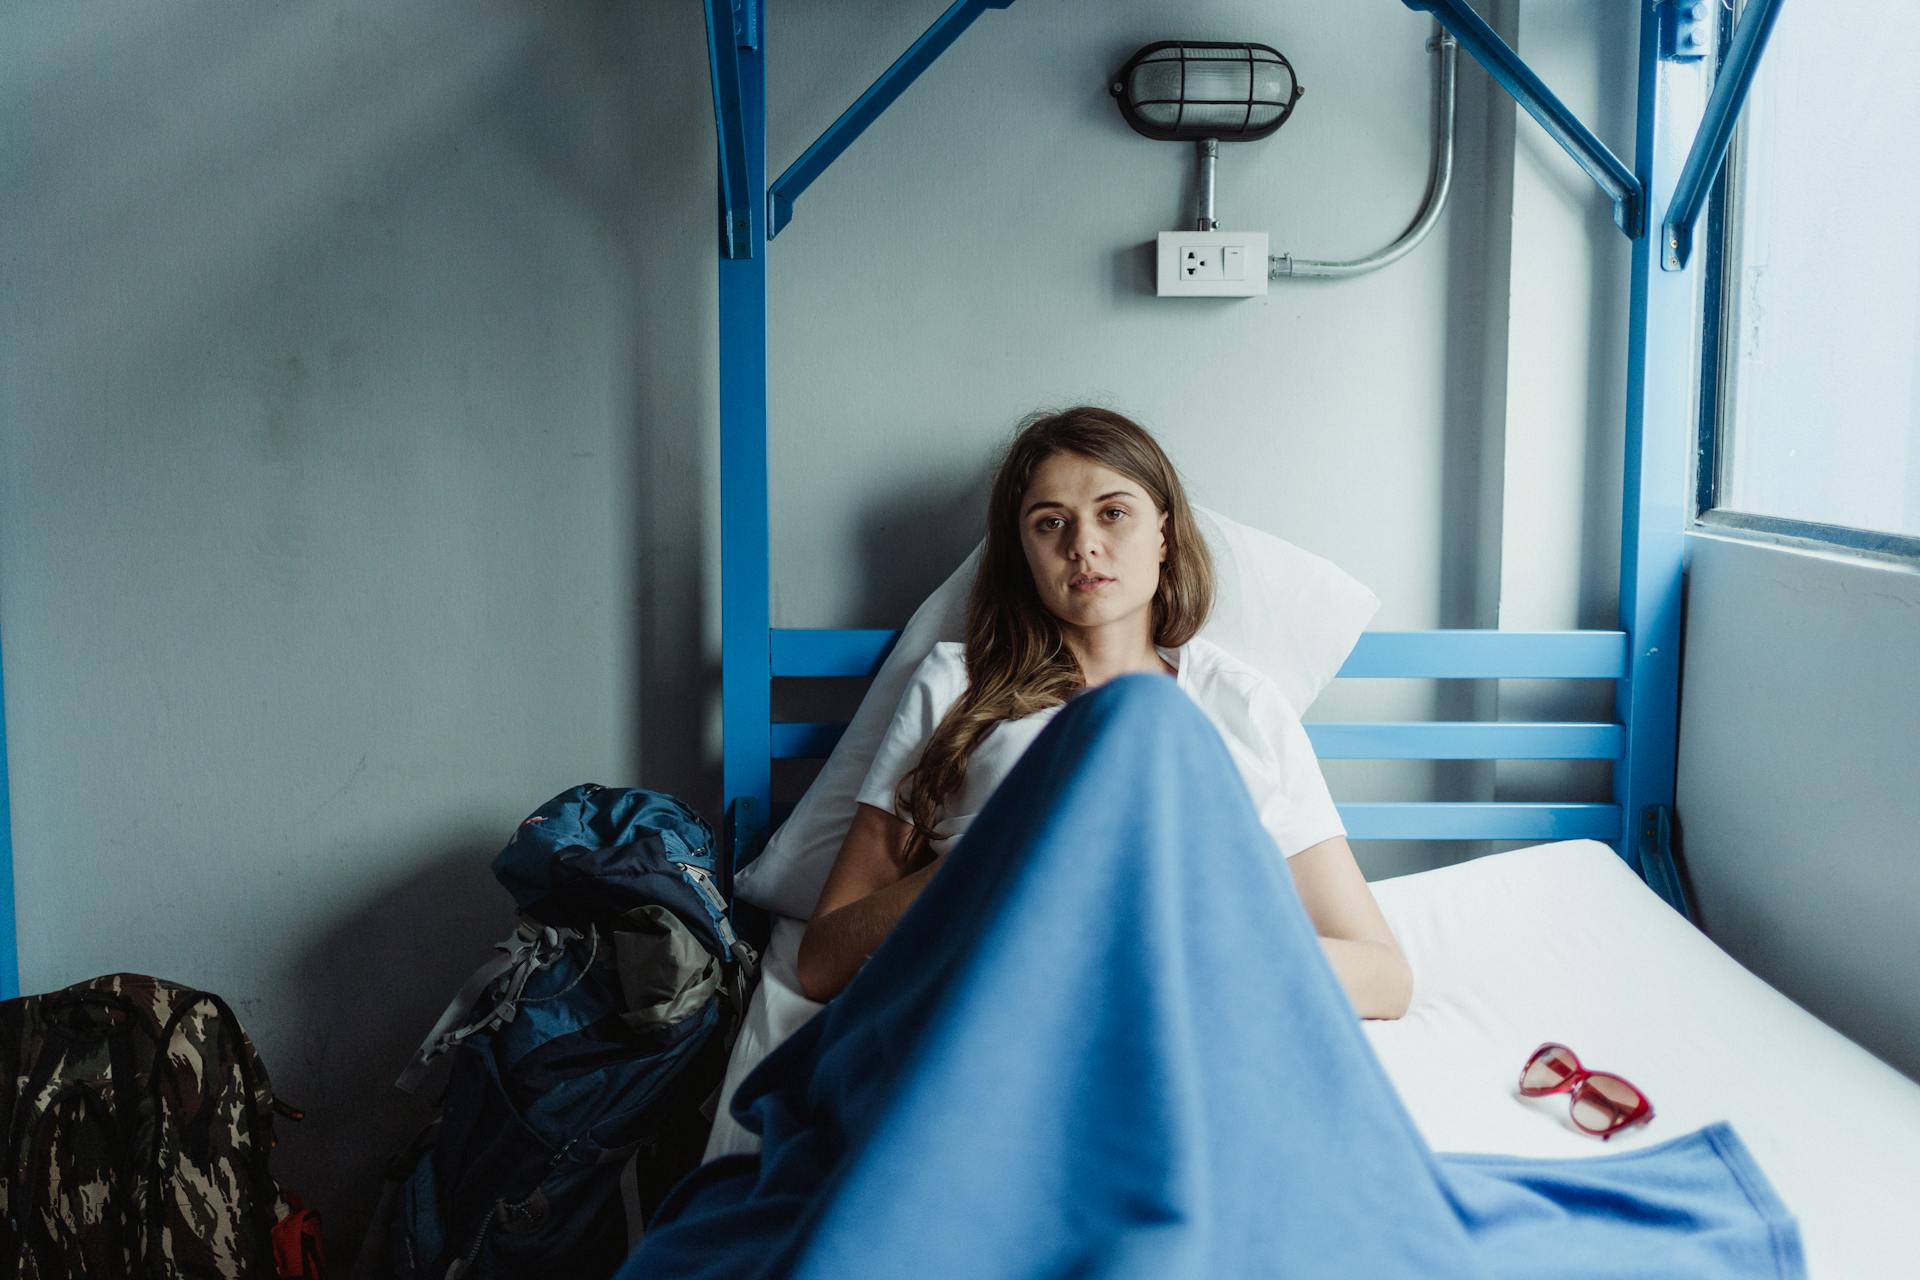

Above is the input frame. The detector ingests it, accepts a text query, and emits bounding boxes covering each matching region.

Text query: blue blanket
[623,675,1804,1279]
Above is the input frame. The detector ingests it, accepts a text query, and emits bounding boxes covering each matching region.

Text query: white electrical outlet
[1181,245,1223,280]
[1157,231,1269,297]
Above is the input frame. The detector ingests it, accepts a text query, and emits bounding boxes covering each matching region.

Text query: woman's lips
[1070,575,1113,592]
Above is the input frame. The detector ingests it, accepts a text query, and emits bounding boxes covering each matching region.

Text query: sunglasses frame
[1517,1041,1655,1140]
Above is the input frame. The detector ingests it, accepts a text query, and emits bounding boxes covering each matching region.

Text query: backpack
[0,972,309,1279]
[381,785,757,1280]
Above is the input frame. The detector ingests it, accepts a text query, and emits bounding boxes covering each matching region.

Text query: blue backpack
[380,785,757,1279]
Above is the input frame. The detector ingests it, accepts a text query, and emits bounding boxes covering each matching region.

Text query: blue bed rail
[765,627,1629,846]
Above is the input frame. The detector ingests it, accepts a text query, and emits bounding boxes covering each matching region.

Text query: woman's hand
[796,803,931,1003]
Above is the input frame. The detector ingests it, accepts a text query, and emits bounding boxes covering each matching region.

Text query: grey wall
[1674,534,1920,1082]
[2,0,713,1257]
[3,0,1645,1259]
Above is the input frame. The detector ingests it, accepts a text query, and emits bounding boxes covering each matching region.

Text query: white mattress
[1364,840,1920,1280]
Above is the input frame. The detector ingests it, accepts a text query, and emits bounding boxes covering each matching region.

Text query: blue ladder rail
[768,0,1018,238]
[1402,0,1643,237]
[1663,0,1789,270]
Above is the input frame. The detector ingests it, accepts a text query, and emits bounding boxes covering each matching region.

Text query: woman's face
[1017,451,1167,649]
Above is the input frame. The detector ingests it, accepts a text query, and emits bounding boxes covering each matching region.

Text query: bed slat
[770,628,1629,680]
[773,720,1625,762]
[1310,721,1623,759]
[772,629,897,677]
[1340,802,1621,842]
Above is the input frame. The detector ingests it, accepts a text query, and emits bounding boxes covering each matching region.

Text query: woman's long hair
[894,406,1214,867]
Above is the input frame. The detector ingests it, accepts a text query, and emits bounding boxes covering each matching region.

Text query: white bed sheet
[1364,839,1920,1280]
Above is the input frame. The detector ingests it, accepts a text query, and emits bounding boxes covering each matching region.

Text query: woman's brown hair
[894,406,1214,867]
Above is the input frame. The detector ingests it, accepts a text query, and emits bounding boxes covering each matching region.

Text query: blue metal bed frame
[706,0,1786,929]
[0,0,1785,1002]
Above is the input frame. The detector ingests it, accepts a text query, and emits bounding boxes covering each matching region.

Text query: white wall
[0,0,1640,1258]
[1674,533,1920,1081]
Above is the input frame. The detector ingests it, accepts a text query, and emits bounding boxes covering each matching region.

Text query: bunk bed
[699,2,1920,1275]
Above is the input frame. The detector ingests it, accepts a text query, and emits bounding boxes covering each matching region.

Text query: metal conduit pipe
[1272,25,1457,279]
[1195,138,1220,231]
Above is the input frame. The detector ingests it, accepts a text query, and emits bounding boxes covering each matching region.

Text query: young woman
[795,405,1413,1018]
[625,407,1802,1279]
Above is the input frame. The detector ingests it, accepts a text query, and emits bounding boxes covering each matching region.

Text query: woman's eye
[1104,507,1127,521]
[1037,517,1063,532]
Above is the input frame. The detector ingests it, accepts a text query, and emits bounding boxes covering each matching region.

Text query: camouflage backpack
[0,972,302,1279]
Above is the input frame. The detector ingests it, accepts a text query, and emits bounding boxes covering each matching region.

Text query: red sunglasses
[1517,1042,1655,1140]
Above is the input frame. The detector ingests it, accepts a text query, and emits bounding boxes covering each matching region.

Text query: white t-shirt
[855,636,1345,859]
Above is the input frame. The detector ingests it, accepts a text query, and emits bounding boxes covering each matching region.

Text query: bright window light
[1714,0,1920,539]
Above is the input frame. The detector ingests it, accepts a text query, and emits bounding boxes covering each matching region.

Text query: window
[1703,0,1920,548]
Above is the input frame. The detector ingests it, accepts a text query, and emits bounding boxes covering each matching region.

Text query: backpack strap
[395,921,575,1094]
[618,1151,646,1253]
[720,943,757,1026]
[678,864,760,983]
[143,990,281,1272]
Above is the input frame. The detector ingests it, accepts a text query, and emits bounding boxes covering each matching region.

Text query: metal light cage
[1111,41,1302,142]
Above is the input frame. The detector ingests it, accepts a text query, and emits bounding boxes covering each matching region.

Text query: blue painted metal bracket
[730,0,758,49]
[1662,0,1788,271]
[768,0,1016,239]
[1658,0,1713,61]
[1402,0,1644,238]
[1636,805,1695,921]
[704,0,758,259]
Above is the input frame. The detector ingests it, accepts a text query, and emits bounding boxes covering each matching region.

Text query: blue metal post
[704,0,757,259]
[717,6,770,884]
[768,0,1016,238]
[0,623,17,998]
[1615,1,1709,915]
[1403,0,1644,237]
[1663,0,1788,270]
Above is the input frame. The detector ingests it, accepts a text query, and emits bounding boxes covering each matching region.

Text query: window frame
[1691,8,1920,567]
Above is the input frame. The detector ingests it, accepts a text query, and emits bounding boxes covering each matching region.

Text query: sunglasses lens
[1572,1073,1645,1133]
[1520,1044,1580,1094]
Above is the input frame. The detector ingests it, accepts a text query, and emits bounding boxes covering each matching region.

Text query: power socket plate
[1157,231,1269,297]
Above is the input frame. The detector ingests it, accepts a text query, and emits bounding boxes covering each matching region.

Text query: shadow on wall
[847,464,990,630]
[278,834,512,1266]
[1114,241,1160,299]
[625,0,725,819]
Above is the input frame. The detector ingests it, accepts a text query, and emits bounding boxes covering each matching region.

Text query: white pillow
[733,506,1380,921]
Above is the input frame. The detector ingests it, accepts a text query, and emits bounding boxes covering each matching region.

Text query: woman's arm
[1287,835,1415,1020]
[796,802,934,1003]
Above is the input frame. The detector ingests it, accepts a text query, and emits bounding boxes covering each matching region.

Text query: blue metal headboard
[708,0,1786,925]
[767,628,1629,849]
